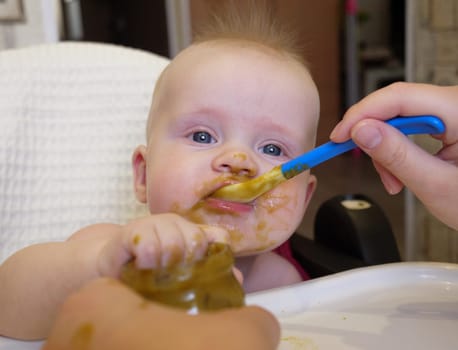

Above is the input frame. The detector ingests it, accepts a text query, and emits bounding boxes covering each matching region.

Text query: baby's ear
[132,145,148,203]
[303,174,317,209]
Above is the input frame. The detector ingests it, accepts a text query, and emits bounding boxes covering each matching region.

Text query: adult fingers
[351,119,458,230]
[372,159,404,195]
[351,119,443,189]
[331,83,458,143]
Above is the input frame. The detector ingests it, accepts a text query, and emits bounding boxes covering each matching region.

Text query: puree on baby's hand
[120,243,245,313]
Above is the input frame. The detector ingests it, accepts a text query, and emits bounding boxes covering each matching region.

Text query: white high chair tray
[1,262,457,350]
[247,262,458,350]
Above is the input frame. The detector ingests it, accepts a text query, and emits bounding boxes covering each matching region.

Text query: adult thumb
[350,119,439,193]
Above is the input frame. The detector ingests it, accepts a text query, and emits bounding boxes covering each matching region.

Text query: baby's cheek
[255,186,304,241]
[280,176,309,215]
[146,177,186,213]
[259,185,302,223]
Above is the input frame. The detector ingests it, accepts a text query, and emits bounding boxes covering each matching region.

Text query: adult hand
[42,278,280,350]
[330,82,458,230]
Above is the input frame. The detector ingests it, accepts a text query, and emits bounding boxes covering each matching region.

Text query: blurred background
[0,0,456,263]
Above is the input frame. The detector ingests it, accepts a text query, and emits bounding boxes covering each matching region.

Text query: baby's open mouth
[199,176,255,214]
[204,197,253,214]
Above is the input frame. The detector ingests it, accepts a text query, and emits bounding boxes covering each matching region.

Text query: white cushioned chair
[0,42,169,263]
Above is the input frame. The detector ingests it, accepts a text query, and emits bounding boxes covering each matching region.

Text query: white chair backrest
[0,42,170,263]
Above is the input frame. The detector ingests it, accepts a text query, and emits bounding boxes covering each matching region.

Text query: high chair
[0,42,400,273]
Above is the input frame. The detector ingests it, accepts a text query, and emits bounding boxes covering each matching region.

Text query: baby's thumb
[200,224,231,246]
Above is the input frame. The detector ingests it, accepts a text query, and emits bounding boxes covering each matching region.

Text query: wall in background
[78,0,169,57]
[413,0,458,85]
[0,0,60,51]
[410,0,458,262]
[358,0,391,49]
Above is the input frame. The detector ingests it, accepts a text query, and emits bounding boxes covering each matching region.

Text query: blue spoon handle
[281,115,445,179]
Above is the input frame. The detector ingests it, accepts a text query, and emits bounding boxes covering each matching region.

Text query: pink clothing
[273,240,310,281]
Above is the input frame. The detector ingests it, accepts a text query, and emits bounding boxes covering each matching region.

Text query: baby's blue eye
[262,144,282,156]
[192,131,214,144]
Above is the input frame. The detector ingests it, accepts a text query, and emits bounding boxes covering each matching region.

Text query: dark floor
[297,149,405,258]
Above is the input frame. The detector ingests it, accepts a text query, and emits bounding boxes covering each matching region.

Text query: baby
[0,2,319,340]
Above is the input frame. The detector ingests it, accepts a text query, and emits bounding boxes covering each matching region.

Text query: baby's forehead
[176,39,302,70]
[156,39,310,93]
[148,39,318,139]
[152,41,269,99]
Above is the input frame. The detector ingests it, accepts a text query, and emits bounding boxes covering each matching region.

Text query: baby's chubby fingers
[122,217,162,269]
[165,222,230,267]
[174,223,232,267]
[198,224,231,245]
[123,214,231,269]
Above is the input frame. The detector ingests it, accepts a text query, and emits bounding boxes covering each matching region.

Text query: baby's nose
[212,150,257,177]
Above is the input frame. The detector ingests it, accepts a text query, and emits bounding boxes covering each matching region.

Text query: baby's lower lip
[205,197,253,214]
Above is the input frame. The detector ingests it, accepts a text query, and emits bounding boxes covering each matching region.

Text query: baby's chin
[175,213,283,255]
[169,200,294,254]
[230,239,288,256]
[224,227,290,256]
[232,245,273,257]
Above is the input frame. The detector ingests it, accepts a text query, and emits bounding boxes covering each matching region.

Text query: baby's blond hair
[193,0,307,67]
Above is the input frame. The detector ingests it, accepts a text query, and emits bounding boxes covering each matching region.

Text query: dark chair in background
[292,194,401,278]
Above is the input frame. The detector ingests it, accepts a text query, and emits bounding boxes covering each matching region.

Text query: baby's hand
[98,213,230,275]
[124,213,231,269]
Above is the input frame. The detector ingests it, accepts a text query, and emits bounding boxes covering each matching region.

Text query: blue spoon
[212,115,445,203]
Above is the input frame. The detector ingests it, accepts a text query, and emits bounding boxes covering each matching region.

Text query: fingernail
[352,123,382,149]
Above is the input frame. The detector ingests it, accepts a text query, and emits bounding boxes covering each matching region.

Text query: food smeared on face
[132,234,141,245]
[212,166,285,203]
[232,153,247,161]
[148,178,305,256]
[256,221,267,231]
[258,191,291,213]
[163,168,299,255]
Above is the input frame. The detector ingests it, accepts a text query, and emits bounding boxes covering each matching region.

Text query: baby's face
[134,41,320,255]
